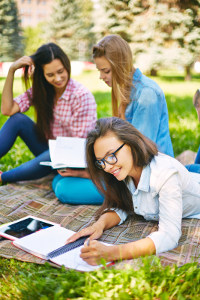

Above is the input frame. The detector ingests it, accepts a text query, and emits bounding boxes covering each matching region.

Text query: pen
[106,261,115,267]
[86,238,90,246]
[102,261,115,269]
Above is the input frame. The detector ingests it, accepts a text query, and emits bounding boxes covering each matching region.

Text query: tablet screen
[0,216,55,240]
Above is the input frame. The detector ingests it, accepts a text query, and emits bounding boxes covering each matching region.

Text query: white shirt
[114,153,200,254]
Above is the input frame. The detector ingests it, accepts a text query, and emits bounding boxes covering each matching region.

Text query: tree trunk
[184,65,191,81]
[150,68,157,76]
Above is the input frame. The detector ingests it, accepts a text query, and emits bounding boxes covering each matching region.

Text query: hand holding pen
[65,223,116,266]
[81,238,115,266]
[65,229,115,267]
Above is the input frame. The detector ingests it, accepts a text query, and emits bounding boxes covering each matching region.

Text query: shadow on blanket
[0,175,199,269]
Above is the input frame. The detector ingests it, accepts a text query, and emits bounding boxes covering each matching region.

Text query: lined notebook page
[51,245,102,272]
[13,226,74,259]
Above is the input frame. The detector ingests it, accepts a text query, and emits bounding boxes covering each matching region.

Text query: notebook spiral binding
[46,235,89,259]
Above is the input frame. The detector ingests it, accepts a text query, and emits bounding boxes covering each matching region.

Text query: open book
[13,225,110,272]
[40,137,87,169]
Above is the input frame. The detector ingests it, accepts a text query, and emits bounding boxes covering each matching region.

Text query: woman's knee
[9,113,33,127]
[3,113,34,134]
[52,174,63,192]
[185,164,200,173]
[195,146,200,164]
[53,177,104,205]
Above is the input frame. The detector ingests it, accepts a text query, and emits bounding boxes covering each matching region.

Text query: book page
[13,226,74,259]
[51,244,103,272]
[49,139,57,162]
[39,139,56,168]
[52,137,87,169]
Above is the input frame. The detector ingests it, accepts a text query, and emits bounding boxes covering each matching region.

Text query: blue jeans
[195,146,200,164]
[1,113,104,205]
[0,113,52,182]
[185,146,200,173]
[52,174,104,205]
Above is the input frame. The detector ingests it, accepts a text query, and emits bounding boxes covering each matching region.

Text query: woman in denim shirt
[67,117,200,265]
[92,34,174,157]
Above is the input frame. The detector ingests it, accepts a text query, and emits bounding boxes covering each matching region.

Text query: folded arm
[67,211,156,265]
[1,56,32,116]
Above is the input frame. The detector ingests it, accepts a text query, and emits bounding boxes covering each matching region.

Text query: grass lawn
[0,70,200,299]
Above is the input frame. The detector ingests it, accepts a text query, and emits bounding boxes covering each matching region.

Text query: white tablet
[0,215,56,241]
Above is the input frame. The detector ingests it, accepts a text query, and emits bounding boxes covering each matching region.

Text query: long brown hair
[86,117,158,218]
[24,43,71,141]
[93,35,134,119]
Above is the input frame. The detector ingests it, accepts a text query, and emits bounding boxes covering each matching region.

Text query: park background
[0,0,200,298]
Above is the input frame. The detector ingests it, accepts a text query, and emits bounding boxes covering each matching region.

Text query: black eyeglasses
[95,143,125,169]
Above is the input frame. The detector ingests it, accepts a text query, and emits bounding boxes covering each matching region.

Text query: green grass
[0,71,200,298]
[0,257,199,299]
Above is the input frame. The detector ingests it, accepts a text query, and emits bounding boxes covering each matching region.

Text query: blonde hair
[193,89,200,107]
[93,35,135,118]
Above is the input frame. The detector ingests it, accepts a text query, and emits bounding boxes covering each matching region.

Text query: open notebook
[40,137,87,169]
[12,225,110,272]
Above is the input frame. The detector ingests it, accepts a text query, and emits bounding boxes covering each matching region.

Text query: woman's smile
[94,132,134,181]
[111,167,121,178]
[43,59,69,92]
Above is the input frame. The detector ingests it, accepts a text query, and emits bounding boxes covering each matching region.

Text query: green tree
[0,0,24,61]
[129,0,200,79]
[91,0,108,42]
[102,0,134,41]
[99,0,200,79]
[49,0,94,61]
[23,23,48,55]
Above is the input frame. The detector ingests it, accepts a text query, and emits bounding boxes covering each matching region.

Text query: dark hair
[24,43,71,141]
[86,117,158,218]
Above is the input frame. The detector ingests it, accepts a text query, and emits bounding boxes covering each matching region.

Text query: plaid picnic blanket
[0,175,199,269]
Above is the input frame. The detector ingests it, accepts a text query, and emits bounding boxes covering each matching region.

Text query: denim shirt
[113,153,200,254]
[125,69,174,157]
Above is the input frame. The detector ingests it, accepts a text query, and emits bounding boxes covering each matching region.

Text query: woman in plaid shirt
[0,43,103,204]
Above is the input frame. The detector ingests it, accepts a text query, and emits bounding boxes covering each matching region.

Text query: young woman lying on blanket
[0,43,103,205]
[67,117,200,265]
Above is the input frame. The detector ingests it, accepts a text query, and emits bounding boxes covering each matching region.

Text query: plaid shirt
[14,79,97,138]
